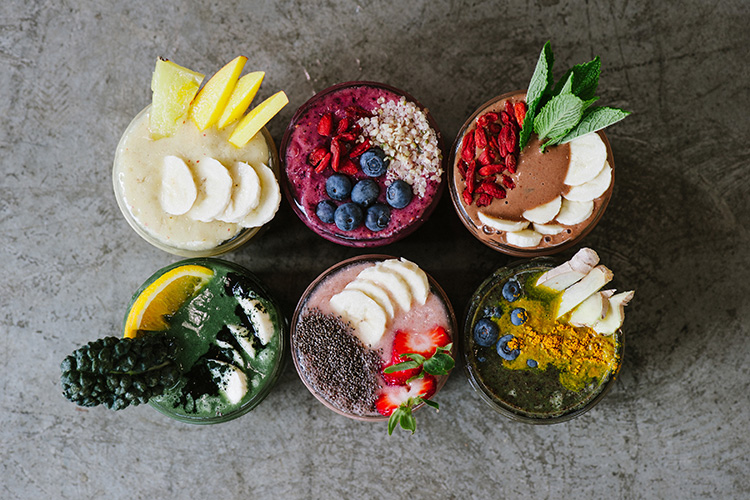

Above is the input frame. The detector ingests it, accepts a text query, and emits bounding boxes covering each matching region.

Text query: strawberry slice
[375,375,437,417]
[317,112,333,136]
[391,326,450,362]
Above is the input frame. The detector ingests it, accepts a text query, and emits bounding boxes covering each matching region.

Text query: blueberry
[325,174,352,201]
[351,179,380,207]
[482,305,503,319]
[359,147,389,177]
[527,359,538,368]
[496,334,520,361]
[315,200,337,224]
[365,203,391,232]
[510,308,528,326]
[334,202,364,231]
[502,279,522,302]
[386,180,413,209]
[473,318,499,347]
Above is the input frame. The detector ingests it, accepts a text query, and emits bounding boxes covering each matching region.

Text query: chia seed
[294,310,382,415]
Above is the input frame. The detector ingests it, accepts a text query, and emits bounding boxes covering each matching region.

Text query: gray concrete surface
[2,0,749,498]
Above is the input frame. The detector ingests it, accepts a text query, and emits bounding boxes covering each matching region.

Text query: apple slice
[506,229,543,247]
[217,161,262,223]
[523,196,562,224]
[564,132,607,186]
[379,258,429,306]
[477,211,529,232]
[237,162,281,228]
[563,162,612,202]
[217,71,265,129]
[533,223,565,235]
[160,155,197,215]
[345,279,395,321]
[149,58,204,139]
[593,291,635,335]
[556,198,594,225]
[187,158,233,222]
[330,289,388,346]
[556,265,614,318]
[189,56,248,131]
[536,247,600,289]
[229,91,289,147]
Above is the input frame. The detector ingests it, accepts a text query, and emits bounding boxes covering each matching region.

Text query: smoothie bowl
[463,248,633,423]
[449,42,629,256]
[60,258,286,424]
[281,82,445,247]
[290,255,457,434]
[113,57,288,257]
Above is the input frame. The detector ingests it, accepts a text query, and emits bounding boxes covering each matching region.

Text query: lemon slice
[124,265,214,338]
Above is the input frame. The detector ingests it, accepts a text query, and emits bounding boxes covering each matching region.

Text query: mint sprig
[518,41,630,152]
[384,343,455,380]
[387,397,439,435]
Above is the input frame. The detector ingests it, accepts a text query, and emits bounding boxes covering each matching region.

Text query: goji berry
[314,152,331,173]
[477,180,506,199]
[476,193,492,207]
[461,130,476,162]
[339,158,358,175]
[505,154,517,173]
[308,146,328,168]
[477,112,499,128]
[348,139,371,159]
[336,132,357,142]
[514,102,527,127]
[462,187,474,206]
[336,117,350,135]
[466,160,477,194]
[475,127,488,149]
[317,113,333,136]
[501,175,515,190]
[330,138,341,171]
[478,163,506,176]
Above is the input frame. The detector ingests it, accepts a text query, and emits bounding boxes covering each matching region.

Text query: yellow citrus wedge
[228,91,288,147]
[124,265,214,338]
[217,71,265,129]
[189,56,247,131]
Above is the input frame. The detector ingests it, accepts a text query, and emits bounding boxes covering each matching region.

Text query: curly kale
[60,335,180,410]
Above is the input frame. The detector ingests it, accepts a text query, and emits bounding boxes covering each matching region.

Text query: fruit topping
[473,318,499,347]
[149,58,204,139]
[334,202,364,231]
[386,179,413,209]
[510,308,528,326]
[502,279,523,302]
[359,147,389,177]
[496,334,520,361]
[351,179,380,208]
[325,173,353,201]
[228,90,289,148]
[315,200,337,224]
[160,156,198,216]
[317,112,334,136]
[392,325,451,360]
[190,56,247,131]
[365,204,391,232]
[217,71,265,129]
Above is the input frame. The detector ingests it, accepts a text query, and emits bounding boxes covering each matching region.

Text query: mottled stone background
[1,0,748,498]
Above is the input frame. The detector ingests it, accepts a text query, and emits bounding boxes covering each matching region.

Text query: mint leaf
[383,360,421,373]
[422,398,439,410]
[552,56,601,100]
[534,93,586,143]
[559,106,631,143]
[423,352,455,376]
[519,40,554,150]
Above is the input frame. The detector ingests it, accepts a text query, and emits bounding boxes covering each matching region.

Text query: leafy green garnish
[518,41,630,151]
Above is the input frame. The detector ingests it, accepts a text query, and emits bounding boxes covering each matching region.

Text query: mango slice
[217,71,265,129]
[228,91,289,148]
[189,56,247,131]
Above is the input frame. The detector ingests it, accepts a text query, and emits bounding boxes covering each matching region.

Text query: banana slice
[187,157,233,222]
[556,199,594,225]
[556,265,614,318]
[329,289,388,346]
[218,161,262,223]
[207,359,248,404]
[379,258,429,306]
[506,229,543,247]
[563,162,612,202]
[237,162,281,228]
[523,196,562,224]
[477,211,529,232]
[564,132,607,186]
[358,266,413,311]
[533,223,565,235]
[345,279,395,321]
[237,296,275,345]
[160,155,197,215]
[227,324,256,359]
[593,290,634,335]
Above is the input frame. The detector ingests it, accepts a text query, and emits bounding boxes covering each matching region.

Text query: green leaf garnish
[423,345,455,376]
[386,397,440,435]
[520,42,629,152]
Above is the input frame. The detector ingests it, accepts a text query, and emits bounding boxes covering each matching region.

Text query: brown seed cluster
[294,310,382,415]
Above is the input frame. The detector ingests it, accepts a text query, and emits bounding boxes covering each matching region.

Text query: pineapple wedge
[149,58,204,139]
[189,56,247,131]
[217,71,265,129]
[228,91,289,148]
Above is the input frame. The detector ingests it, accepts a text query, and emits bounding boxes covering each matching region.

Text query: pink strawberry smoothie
[290,255,456,419]
[281,82,445,247]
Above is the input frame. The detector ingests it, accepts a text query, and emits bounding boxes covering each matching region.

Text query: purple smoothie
[281,82,444,247]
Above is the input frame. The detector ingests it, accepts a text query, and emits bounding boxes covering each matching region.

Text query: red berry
[317,113,333,136]
[374,375,437,416]
[392,326,450,361]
